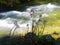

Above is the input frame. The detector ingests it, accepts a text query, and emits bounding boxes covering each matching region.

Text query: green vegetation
[33,8,60,39]
[0,0,60,12]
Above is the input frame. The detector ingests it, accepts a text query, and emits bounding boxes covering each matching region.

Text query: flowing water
[0,3,60,36]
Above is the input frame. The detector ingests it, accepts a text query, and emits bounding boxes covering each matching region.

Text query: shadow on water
[0,32,60,45]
